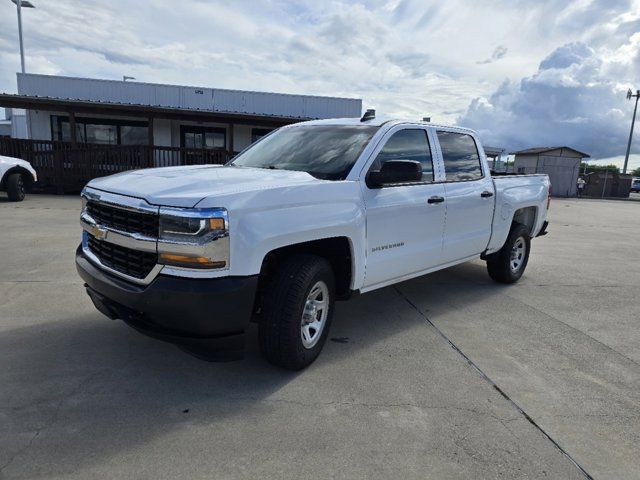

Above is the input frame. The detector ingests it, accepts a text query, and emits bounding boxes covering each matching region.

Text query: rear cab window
[436,131,483,182]
[371,129,434,183]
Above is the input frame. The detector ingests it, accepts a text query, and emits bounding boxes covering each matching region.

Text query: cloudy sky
[0,0,638,169]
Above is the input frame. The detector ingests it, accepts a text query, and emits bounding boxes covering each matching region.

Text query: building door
[180,126,226,164]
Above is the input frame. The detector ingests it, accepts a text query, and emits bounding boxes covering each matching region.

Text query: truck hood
[86,165,323,207]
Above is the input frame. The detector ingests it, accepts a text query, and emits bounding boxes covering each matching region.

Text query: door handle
[481,191,494,198]
[428,196,445,204]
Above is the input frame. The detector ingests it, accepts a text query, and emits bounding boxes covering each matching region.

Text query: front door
[362,127,446,289]
[436,130,494,263]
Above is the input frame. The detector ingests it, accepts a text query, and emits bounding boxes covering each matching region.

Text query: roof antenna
[361,109,375,122]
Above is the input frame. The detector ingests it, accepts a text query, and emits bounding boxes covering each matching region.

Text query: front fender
[197,182,367,289]
[235,202,366,289]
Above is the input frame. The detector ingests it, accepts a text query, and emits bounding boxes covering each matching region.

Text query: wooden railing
[0,138,231,193]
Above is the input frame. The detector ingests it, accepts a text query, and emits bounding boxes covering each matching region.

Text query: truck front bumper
[75,245,258,360]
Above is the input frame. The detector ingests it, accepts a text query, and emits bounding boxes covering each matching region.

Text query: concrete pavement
[0,194,638,479]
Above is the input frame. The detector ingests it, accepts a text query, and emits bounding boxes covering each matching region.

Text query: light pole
[10,0,35,74]
[623,88,640,175]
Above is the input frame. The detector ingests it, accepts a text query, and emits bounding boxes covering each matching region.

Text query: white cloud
[0,0,638,164]
[477,45,508,65]
[459,0,640,162]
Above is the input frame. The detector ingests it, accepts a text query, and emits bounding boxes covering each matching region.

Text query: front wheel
[486,223,531,284]
[7,173,26,201]
[259,254,335,370]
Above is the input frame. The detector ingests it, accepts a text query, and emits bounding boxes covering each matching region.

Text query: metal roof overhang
[0,94,306,127]
[483,146,504,157]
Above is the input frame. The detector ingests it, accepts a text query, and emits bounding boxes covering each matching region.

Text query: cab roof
[295,117,476,135]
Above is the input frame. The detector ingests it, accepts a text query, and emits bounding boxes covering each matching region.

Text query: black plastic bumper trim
[536,220,549,237]
[76,245,258,357]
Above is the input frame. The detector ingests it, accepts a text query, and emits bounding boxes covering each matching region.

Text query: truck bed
[485,173,550,254]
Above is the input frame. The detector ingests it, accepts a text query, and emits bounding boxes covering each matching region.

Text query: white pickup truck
[76,114,550,369]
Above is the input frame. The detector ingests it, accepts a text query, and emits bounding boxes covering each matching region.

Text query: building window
[180,126,226,149]
[120,125,149,145]
[51,116,148,145]
[85,123,118,144]
[251,128,272,143]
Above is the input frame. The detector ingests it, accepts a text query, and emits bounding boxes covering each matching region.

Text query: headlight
[158,207,229,270]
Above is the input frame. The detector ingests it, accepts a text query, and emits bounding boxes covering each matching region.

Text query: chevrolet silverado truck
[1,155,37,201]
[76,113,550,370]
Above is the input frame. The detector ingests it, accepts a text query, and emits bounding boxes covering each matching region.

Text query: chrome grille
[87,235,157,279]
[86,201,158,238]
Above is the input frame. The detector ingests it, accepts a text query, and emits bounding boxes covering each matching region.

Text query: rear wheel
[259,254,335,370]
[486,223,531,284]
[7,173,25,201]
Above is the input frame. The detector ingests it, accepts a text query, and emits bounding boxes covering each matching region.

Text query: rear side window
[373,129,434,182]
[437,131,483,181]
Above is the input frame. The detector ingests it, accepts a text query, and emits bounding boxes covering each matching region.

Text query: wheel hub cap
[300,280,329,349]
[510,236,526,273]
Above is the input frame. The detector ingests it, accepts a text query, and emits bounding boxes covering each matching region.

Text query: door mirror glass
[367,160,423,187]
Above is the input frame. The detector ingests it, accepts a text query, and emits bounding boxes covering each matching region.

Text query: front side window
[231,125,378,180]
[371,129,434,182]
[437,131,483,181]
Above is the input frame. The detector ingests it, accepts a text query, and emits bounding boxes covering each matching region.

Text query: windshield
[230,125,379,180]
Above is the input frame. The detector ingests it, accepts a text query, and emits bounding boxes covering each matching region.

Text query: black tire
[486,223,531,284]
[259,254,335,370]
[6,173,26,202]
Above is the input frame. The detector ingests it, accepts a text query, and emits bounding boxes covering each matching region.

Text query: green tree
[631,166,640,177]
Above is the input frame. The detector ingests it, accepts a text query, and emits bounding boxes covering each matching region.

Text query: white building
[1,73,362,155]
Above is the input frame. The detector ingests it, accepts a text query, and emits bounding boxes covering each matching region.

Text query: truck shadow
[323,260,505,364]
[0,260,508,476]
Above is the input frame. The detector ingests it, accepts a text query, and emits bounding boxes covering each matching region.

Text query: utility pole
[10,0,35,74]
[624,89,640,175]
[16,0,24,73]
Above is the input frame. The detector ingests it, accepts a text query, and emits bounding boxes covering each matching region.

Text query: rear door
[361,126,446,289]
[436,130,494,263]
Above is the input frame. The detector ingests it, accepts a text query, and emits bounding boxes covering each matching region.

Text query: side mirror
[367,160,422,188]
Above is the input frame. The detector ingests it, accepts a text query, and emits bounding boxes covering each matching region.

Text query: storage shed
[511,147,590,197]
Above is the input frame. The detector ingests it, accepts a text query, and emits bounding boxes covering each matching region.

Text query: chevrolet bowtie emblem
[92,225,108,240]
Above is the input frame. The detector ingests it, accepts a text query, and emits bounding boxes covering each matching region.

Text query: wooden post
[68,111,77,147]
[148,116,155,146]
[54,149,64,194]
[147,116,154,167]
[228,123,234,161]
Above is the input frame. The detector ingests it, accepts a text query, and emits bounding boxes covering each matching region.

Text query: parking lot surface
[1,195,638,479]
